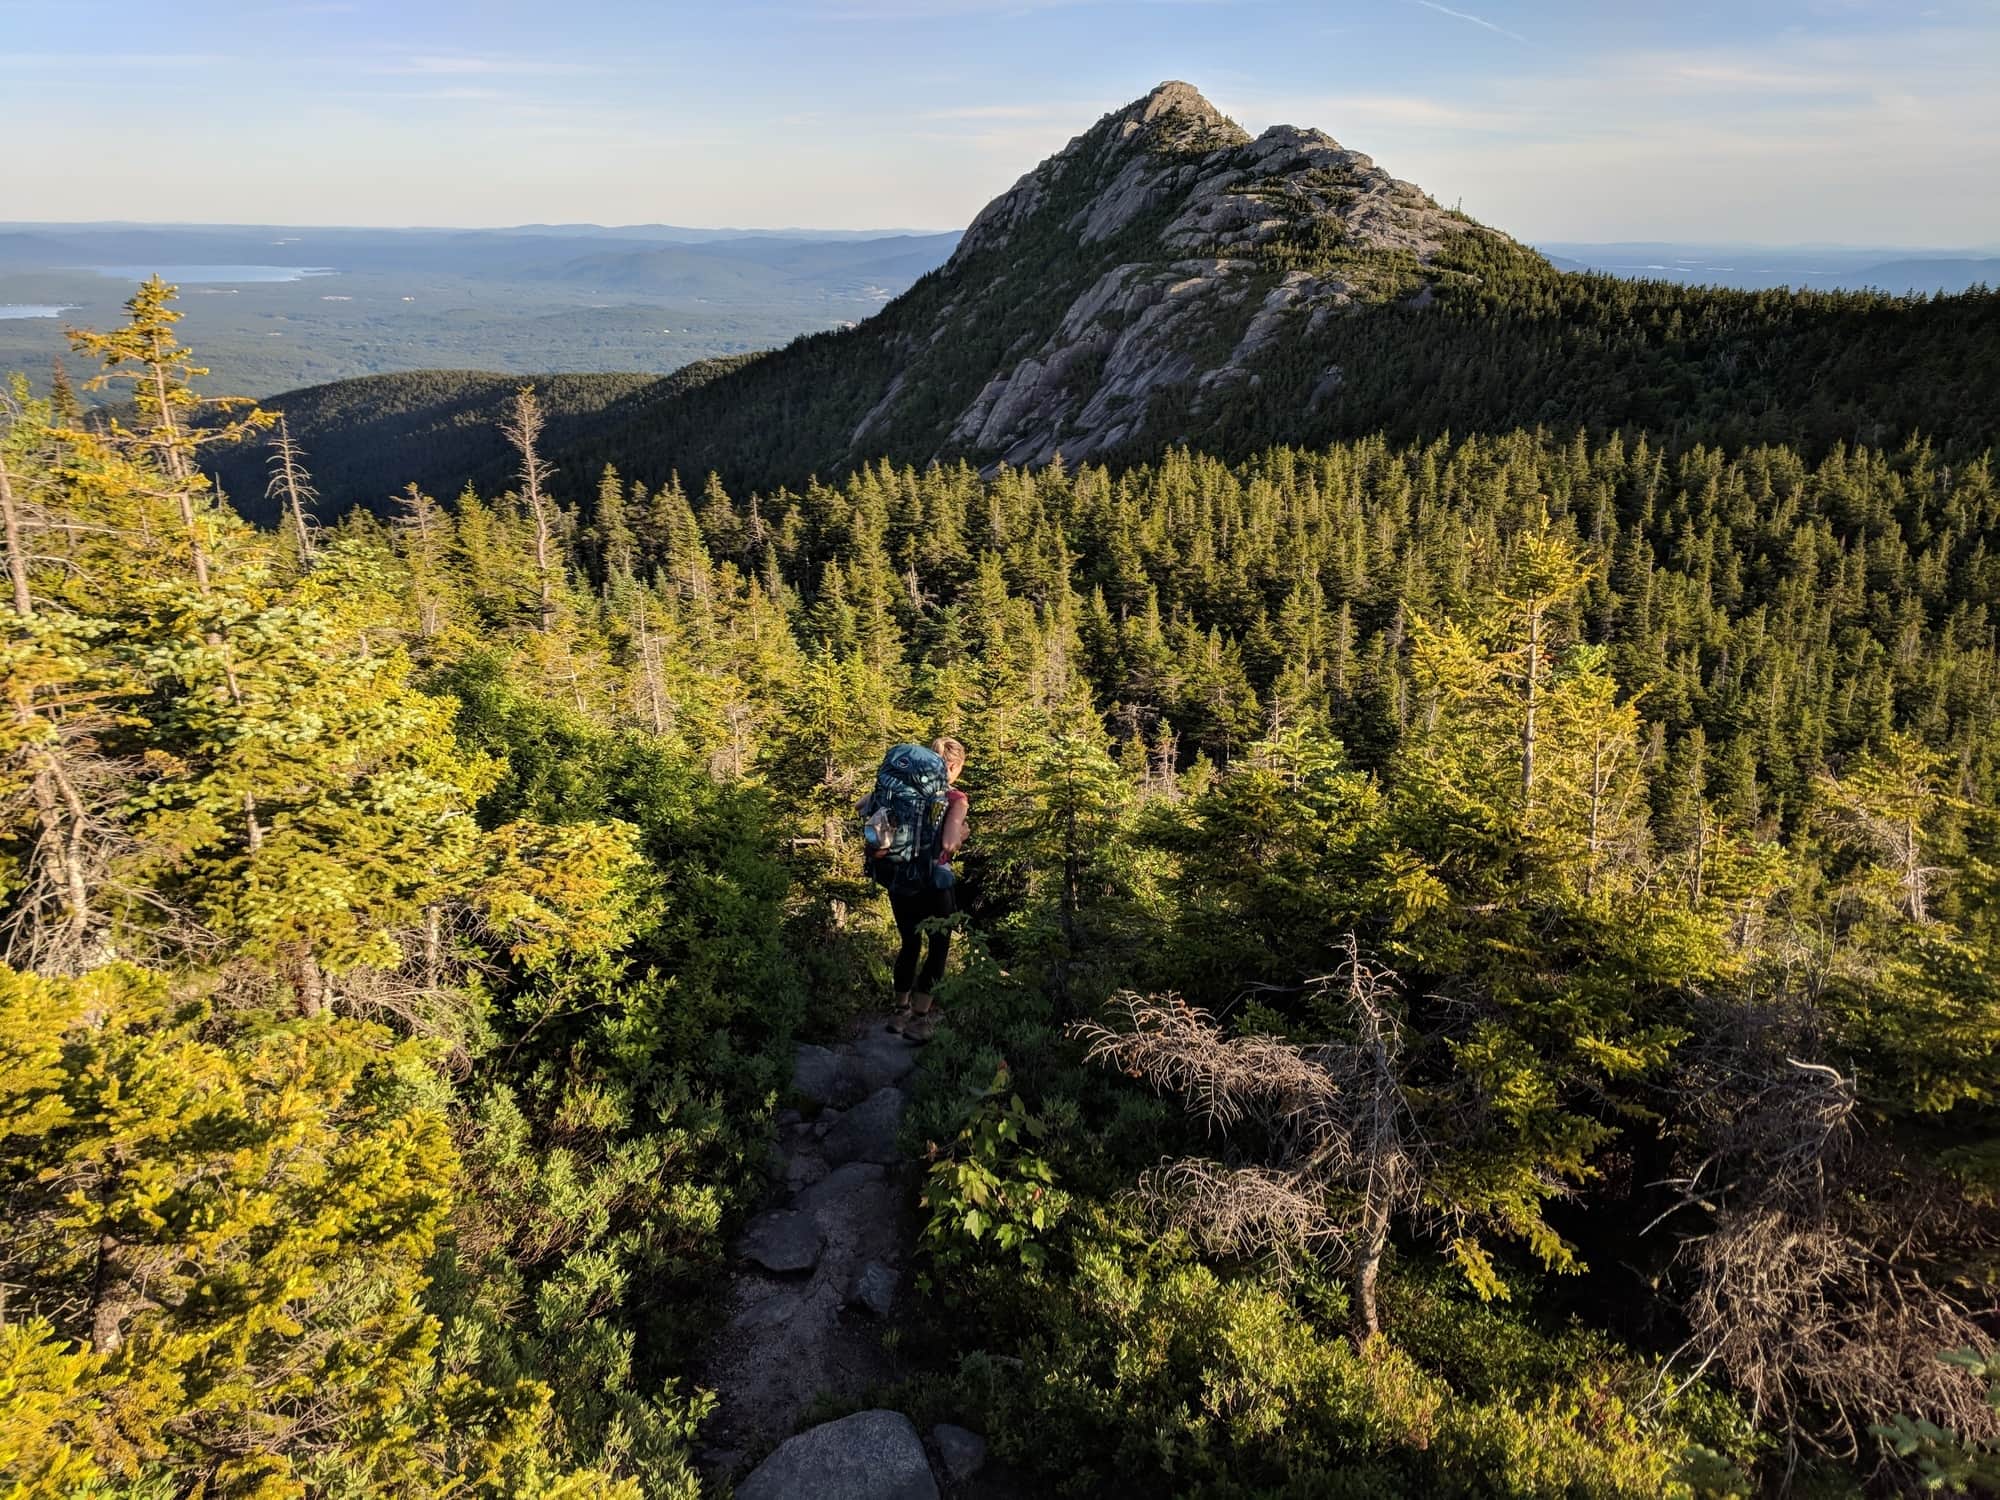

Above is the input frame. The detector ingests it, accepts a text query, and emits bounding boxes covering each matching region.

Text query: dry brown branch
[1074,936,1430,1336]
[1136,1160,1342,1273]
[1661,985,2000,1462]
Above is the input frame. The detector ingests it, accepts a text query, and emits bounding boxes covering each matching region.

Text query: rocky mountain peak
[1135,78,1224,121]
[917,83,1531,470]
[1118,79,1247,146]
[953,83,1252,264]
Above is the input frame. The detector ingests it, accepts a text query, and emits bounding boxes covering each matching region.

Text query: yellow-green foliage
[0,960,648,1498]
[473,818,649,969]
[0,962,446,1491]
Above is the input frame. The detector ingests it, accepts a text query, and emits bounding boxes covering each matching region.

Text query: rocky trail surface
[697,1017,1016,1497]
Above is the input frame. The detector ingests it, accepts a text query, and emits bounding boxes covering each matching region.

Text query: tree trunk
[423,905,443,989]
[635,604,666,734]
[1586,734,1604,897]
[502,386,560,630]
[294,943,326,1018]
[0,448,32,616]
[44,751,94,958]
[88,1159,146,1356]
[272,415,315,568]
[149,359,211,593]
[1353,1201,1388,1341]
[90,1230,138,1354]
[1520,605,1540,819]
[1902,810,1926,924]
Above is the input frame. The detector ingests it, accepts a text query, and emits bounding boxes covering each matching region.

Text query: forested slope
[200,367,659,523]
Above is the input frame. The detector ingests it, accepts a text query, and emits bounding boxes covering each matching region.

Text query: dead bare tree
[0,407,133,974]
[1073,937,1429,1339]
[265,414,318,569]
[1659,983,2000,1464]
[500,384,560,633]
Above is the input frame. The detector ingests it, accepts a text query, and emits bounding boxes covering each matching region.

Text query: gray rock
[848,1260,899,1318]
[784,1151,829,1194]
[780,1120,819,1152]
[792,1160,888,1214]
[850,1025,919,1092]
[735,1409,938,1500]
[931,1424,987,1484]
[793,1043,864,1108]
[822,1086,906,1166]
[740,1210,823,1274]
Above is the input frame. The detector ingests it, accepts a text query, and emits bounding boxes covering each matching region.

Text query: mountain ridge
[203,81,2000,514]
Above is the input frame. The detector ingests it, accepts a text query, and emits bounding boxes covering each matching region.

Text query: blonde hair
[933,737,966,775]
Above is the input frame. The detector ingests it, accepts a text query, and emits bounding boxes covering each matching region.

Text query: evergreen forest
[6,277,2000,1499]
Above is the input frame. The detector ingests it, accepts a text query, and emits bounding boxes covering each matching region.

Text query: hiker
[858,737,968,1042]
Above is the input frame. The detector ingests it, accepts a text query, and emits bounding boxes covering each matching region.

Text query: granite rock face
[823,1086,908,1166]
[863,80,1515,472]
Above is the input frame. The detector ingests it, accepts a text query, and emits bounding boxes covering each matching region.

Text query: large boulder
[735,1409,937,1500]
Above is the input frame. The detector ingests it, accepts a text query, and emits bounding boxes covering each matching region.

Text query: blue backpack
[860,742,949,890]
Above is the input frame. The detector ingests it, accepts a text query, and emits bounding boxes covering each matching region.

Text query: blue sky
[4,0,1995,244]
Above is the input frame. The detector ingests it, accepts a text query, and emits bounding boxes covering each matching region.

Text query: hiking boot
[886,994,915,1035]
[904,997,942,1042]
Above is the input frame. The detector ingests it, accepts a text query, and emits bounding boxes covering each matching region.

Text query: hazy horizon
[4,219,1998,256]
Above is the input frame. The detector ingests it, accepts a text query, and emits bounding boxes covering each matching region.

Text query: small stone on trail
[823,1086,906,1166]
[932,1423,988,1483]
[740,1209,824,1274]
[792,1160,888,1213]
[848,1260,898,1318]
[735,1409,938,1500]
[851,1026,920,1091]
[784,1153,829,1194]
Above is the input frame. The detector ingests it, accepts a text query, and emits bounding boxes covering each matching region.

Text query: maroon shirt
[939,787,968,862]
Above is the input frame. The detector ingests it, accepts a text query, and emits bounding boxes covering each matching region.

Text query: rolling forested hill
[202,368,662,522]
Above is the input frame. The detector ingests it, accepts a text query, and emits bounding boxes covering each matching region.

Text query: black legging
[890,882,955,994]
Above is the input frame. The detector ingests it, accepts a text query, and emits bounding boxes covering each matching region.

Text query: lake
[0,304,78,319]
[85,265,338,283]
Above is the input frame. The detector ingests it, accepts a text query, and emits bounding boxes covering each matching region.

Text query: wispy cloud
[0,50,233,69]
[1238,18,2000,242]
[919,102,1097,121]
[369,54,604,77]
[1407,0,1527,44]
[803,0,1242,18]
